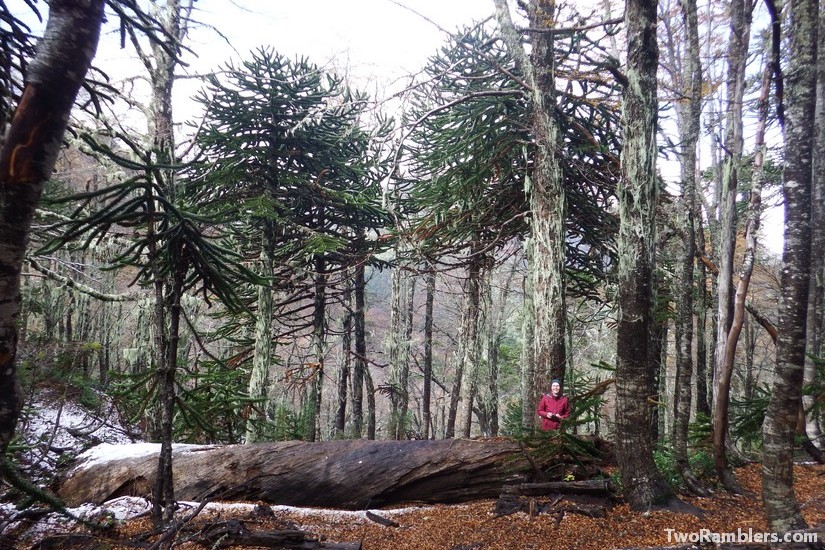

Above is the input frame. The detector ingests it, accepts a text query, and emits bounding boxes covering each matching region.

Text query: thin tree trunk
[672,0,709,497]
[352,263,367,438]
[649,284,667,443]
[762,0,817,532]
[335,271,352,437]
[365,364,376,440]
[309,256,326,442]
[154,249,184,524]
[146,0,191,524]
[712,0,752,491]
[487,261,517,437]
[695,196,711,417]
[388,257,413,439]
[615,0,677,511]
[422,270,435,440]
[520,239,537,432]
[0,0,104,457]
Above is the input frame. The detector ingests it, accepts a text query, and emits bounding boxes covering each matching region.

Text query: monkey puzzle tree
[190,48,390,441]
[405,16,621,435]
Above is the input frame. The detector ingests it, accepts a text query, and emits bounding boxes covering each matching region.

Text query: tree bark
[494,0,567,429]
[309,255,327,442]
[804,1,825,451]
[335,271,352,437]
[351,264,366,438]
[247,249,274,443]
[58,439,567,509]
[388,256,413,439]
[0,0,104,457]
[422,269,435,440]
[456,249,484,438]
[520,238,537,432]
[672,0,708,497]
[762,0,818,532]
[615,0,676,511]
[712,0,752,491]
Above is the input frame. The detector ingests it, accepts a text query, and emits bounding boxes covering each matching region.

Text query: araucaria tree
[494,0,567,431]
[192,48,389,442]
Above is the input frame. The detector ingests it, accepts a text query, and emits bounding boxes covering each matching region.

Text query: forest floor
[16,461,821,550]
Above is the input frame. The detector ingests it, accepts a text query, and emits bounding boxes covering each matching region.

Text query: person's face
[551,382,561,395]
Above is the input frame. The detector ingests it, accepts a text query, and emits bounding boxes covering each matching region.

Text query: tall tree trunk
[649,281,667,443]
[486,261,517,437]
[352,263,367,438]
[0,0,104,458]
[615,0,676,510]
[695,213,711,418]
[154,247,184,524]
[309,256,327,442]
[494,0,567,420]
[762,0,817,532]
[422,270,435,440]
[388,257,413,439]
[672,0,709,496]
[365,364,376,440]
[804,2,825,451]
[335,272,352,437]
[520,239,537,432]
[712,0,752,490]
[146,0,190,524]
[457,249,484,438]
[246,249,273,443]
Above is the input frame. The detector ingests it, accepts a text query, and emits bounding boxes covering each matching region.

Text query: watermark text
[665,527,818,545]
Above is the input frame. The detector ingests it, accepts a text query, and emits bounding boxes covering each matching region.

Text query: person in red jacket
[537,379,570,430]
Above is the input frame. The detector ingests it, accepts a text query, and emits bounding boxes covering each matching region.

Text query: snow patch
[72,442,213,469]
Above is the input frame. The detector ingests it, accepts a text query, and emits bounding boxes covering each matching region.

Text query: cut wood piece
[365,511,400,527]
[493,492,612,518]
[58,439,559,509]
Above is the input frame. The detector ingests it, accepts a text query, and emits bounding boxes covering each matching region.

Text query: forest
[0,0,824,547]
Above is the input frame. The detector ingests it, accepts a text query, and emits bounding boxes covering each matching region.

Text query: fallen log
[58,439,560,509]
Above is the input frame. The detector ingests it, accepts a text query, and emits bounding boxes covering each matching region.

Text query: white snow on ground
[3,392,429,546]
[1,493,430,546]
[15,391,139,482]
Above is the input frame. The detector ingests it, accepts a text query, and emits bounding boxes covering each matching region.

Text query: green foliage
[403,22,622,299]
[264,400,316,441]
[174,361,260,444]
[110,359,263,445]
[189,45,392,352]
[652,443,717,492]
[688,411,712,449]
[730,384,770,452]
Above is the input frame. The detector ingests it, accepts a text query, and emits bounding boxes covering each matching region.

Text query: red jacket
[537,393,570,430]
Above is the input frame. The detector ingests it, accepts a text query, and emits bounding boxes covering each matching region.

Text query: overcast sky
[10,0,786,253]
[151,0,497,113]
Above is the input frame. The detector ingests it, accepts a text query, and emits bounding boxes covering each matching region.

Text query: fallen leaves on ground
[12,462,825,549]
